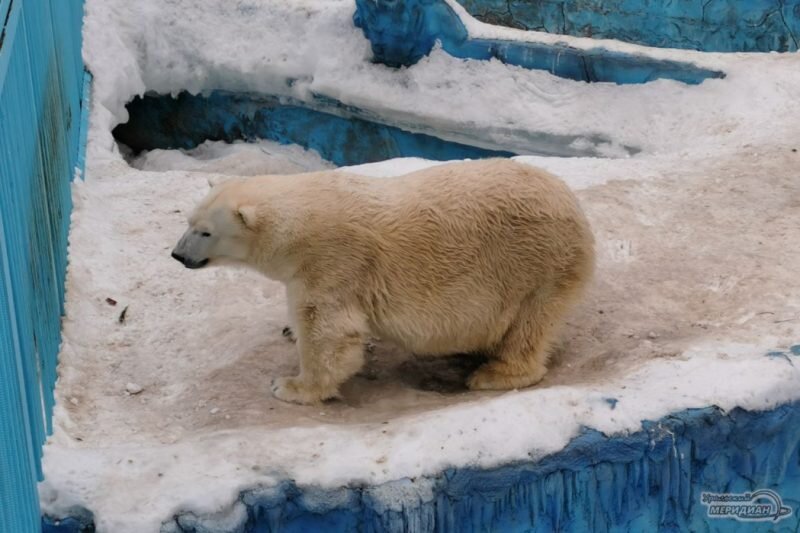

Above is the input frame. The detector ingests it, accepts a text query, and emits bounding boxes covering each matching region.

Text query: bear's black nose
[171,251,185,264]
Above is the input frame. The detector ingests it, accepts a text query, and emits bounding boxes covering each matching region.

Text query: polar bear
[172,159,594,404]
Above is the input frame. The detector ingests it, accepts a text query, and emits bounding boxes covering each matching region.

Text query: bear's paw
[271,376,337,405]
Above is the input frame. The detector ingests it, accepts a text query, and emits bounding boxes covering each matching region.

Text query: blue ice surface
[457,0,800,53]
[45,401,800,532]
[112,90,639,162]
[352,0,725,85]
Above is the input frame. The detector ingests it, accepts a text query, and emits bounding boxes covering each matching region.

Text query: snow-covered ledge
[44,400,800,531]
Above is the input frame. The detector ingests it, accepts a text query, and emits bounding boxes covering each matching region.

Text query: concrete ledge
[45,401,800,532]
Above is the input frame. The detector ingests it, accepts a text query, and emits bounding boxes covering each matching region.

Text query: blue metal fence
[0,0,86,531]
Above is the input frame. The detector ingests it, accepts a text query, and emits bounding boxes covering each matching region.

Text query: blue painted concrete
[459,0,800,53]
[113,91,515,166]
[113,90,638,160]
[46,401,800,532]
[42,515,94,533]
[353,0,725,84]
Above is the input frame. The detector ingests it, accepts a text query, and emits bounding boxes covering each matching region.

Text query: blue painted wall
[179,402,800,532]
[0,0,87,531]
[353,0,725,84]
[46,402,800,532]
[459,0,800,53]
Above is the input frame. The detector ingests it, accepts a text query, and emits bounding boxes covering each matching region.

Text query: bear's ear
[237,205,258,229]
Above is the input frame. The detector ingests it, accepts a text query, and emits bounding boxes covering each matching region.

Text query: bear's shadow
[366,348,488,394]
[282,326,487,394]
[283,326,565,397]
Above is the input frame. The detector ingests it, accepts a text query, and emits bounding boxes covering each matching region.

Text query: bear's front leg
[271,302,368,405]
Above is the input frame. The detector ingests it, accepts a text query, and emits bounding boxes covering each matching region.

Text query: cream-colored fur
[172,159,595,404]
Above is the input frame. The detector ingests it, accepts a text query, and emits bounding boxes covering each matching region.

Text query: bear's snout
[171,250,209,269]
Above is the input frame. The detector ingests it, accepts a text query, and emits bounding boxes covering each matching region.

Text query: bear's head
[171,178,259,269]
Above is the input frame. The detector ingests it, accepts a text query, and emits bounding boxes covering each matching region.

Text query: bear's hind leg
[467,288,566,391]
[272,303,368,404]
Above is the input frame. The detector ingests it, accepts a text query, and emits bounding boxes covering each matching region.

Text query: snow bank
[129,139,333,176]
[82,0,800,165]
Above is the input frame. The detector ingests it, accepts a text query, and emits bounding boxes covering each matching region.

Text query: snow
[129,139,333,176]
[38,0,800,530]
[81,0,800,161]
[336,157,448,178]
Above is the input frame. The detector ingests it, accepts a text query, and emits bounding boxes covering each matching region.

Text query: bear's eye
[200,232,212,238]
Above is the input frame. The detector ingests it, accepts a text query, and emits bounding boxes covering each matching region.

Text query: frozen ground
[39,0,800,531]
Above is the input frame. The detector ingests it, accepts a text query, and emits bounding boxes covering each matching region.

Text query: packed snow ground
[39,0,800,530]
[129,139,334,176]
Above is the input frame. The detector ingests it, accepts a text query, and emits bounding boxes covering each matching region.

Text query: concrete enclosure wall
[458,0,800,52]
[353,0,725,84]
